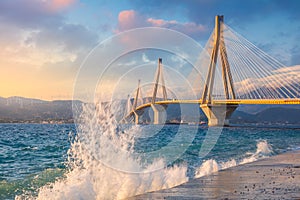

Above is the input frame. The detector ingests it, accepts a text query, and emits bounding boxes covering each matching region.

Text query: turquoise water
[0,124,74,199]
[0,122,300,199]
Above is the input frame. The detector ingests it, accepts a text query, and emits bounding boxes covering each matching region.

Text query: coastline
[129,150,300,199]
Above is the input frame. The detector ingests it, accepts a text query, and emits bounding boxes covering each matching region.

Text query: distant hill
[0,96,299,124]
[236,104,300,115]
[230,107,300,124]
[0,96,82,123]
[255,107,300,124]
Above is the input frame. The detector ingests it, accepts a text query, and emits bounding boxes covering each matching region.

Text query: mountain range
[0,96,81,123]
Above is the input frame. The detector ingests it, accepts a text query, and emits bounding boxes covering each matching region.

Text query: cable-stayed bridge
[122,15,300,126]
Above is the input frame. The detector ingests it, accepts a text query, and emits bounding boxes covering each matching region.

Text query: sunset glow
[1,0,299,100]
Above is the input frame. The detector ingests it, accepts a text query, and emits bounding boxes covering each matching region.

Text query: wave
[35,102,188,200]
[195,140,273,178]
[7,168,64,200]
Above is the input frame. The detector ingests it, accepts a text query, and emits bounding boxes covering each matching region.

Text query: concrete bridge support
[133,110,144,124]
[200,104,238,126]
[151,104,168,124]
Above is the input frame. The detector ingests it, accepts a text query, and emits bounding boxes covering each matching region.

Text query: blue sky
[0,0,299,100]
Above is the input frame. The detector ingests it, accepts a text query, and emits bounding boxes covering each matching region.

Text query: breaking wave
[195,140,273,178]
[36,102,188,200]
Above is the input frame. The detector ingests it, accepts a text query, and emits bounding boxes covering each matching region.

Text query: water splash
[195,140,273,178]
[240,140,273,164]
[36,102,188,200]
[194,159,219,178]
[220,159,237,169]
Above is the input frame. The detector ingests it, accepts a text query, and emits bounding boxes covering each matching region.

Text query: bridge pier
[133,110,144,124]
[151,104,168,124]
[200,104,238,126]
[133,112,140,124]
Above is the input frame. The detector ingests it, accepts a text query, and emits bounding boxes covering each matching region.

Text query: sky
[0,0,300,100]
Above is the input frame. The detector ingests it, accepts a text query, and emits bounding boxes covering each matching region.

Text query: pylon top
[216,15,224,20]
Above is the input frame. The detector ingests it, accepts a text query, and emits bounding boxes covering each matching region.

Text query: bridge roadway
[126,98,300,120]
[135,98,300,110]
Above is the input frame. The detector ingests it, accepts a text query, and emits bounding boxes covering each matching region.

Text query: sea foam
[195,140,273,178]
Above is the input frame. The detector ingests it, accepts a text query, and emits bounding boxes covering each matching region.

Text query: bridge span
[123,98,300,125]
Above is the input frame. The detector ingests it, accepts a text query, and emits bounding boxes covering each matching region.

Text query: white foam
[256,140,273,155]
[220,159,237,169]
[195,140,273,178]
[195,159,219,178]
[240,140,273,165]
[36,102,188,200]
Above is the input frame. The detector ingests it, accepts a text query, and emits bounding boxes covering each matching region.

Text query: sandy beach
[129,150,300,199]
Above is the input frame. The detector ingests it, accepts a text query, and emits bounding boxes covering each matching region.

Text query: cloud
[26,23,98,53]
[117,60,137,67]
[48,0,77,12]
[127,0,300,64]
[117,10,145,31]
[234,65,300,98]
[129,0,300,25]
[0,0,98,63]
[274,65,300,73]
[142,53,150,63]
[0,0,64,29]
[116,10,207,40]
[290,44,300,65]
[147,18,206,39]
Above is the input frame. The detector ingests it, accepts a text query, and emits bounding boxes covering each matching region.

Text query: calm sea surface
[0,123,300,199]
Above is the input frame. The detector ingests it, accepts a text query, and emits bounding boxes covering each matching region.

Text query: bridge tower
[151,58,168,124]
[132,79,144,124]
[200,15,238,126]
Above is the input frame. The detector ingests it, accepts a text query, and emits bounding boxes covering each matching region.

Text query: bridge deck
[135,98,300,110]
[213,99,300,105]
[124,99,300,120]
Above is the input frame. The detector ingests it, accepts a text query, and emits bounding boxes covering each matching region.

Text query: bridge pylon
[132,79,141,111]
[132,79,145,124]
[200,15,238,126]
[150,58,168,124]
[152,58,167,103]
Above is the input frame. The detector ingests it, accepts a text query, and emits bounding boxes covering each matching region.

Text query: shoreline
[129,150,300,199]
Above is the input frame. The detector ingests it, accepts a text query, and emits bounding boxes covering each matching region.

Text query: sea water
[0,103,300,199]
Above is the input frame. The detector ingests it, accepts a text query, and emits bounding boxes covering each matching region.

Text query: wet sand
[129,150,300,199]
